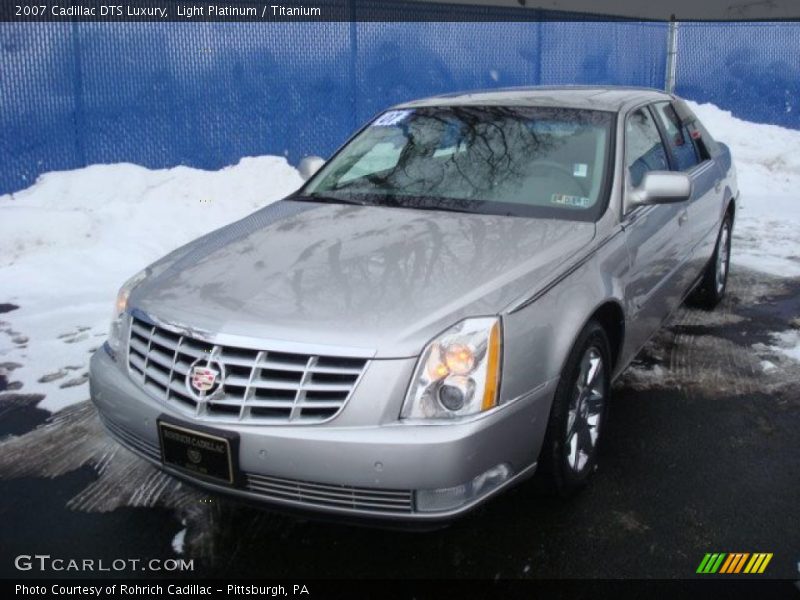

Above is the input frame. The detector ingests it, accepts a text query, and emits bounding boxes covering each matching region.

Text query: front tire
[537,321,611,497]
[688,213,733,309]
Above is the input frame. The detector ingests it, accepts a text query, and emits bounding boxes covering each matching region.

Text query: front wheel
[688,213,733,309]
[537,321,611,497]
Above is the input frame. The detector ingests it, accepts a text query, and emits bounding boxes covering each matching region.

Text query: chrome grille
[127,316,368,424]
[245,473,413,513]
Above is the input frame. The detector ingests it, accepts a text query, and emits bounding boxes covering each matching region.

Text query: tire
[537,320,611,497]
[688,212,733,310]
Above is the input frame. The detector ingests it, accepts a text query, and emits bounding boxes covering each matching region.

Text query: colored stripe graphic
[697,553,727,573]
[744,553,773,574]
[710,554,726,573]
[732,553,750,573]
[697,554,713,573]
[718,553,741,574]
[700,552,773,574]
[719,554,736,573]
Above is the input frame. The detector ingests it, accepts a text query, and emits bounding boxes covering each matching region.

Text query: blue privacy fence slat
[0,12,798,195]
[75,22,353,169]
[538,21,667,88]
[675,21,800,129]
[1,23,79,190]
[353,21,543,125]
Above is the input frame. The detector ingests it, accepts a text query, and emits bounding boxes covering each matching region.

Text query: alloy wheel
[565,347,606,473]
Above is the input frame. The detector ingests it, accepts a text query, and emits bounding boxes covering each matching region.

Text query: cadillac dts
[90,87,737,522]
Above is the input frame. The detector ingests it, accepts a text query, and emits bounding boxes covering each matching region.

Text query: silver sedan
[90,86,737,523]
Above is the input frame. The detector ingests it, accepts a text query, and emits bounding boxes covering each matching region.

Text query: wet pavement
[1,267,799,580]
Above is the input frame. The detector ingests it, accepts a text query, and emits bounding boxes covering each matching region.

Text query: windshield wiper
[292,194,483,215]
[372,195,486,215]
[399,203,476,215]
[291,194,369,206]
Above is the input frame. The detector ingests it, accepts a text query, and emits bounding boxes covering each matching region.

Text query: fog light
[415,463,512,513]
[415,483,469,512]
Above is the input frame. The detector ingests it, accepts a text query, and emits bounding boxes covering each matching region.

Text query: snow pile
[690,102,800,277]
[0,157,303,411]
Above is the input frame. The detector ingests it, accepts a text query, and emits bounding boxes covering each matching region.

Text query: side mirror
[298,156,325,181]
[628,171,692,208]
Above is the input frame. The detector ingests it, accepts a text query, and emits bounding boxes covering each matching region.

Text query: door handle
[678,210,688,226]
[714,179,722,193]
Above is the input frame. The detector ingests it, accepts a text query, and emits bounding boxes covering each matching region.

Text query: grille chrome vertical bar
[195,344,221,418]
[241,350,265,421]
[142,325,156,387]
[291,356,317,422]
[166,335,184,403]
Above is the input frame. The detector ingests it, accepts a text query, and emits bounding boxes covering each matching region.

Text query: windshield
[301,106,615,221]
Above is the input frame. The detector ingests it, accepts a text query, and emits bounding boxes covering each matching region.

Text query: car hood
[131,200,595,358]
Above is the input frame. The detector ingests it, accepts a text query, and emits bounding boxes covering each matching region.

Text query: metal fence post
[665,15,679,94]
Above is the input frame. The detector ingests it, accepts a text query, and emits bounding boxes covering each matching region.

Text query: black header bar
[2,0,800,22]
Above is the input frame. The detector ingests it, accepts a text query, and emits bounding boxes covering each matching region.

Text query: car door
[621,105,693,355]
[652,100,723,280]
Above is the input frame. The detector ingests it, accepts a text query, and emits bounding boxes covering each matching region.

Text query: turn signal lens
[482,321,501,411]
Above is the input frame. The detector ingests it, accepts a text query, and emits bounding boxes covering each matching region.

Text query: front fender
[499,231,629,405]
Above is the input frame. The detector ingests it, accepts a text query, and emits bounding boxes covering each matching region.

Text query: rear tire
[537,321,611,497]
[688,213,733,310]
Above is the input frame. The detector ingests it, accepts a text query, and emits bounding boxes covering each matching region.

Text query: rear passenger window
[625,108,669,189]
[653,102,700,171]
[685,121,714,161]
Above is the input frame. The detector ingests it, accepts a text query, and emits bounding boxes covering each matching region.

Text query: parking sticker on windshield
[372,110,413,127]
[573,163,588,177]
[551,193,591,208]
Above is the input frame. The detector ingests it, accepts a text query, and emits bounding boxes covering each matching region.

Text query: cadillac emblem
[186,358,224,399]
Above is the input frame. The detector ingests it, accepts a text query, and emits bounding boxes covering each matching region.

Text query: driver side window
[625,107,669,190]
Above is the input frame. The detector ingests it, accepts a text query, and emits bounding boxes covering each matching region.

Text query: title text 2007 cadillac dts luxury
[90,86,737,522]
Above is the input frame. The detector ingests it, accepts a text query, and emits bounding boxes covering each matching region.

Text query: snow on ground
[1,102,799,414]
[767,330,800,362]
[172,527,187,555]
[689,102,800,278]
[0,157,303,412]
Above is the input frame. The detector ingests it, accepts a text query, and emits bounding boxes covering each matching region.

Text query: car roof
[394,85,673,112]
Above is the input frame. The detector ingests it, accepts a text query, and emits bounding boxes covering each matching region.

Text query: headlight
[107,269,148,355]
[401,317,502,420]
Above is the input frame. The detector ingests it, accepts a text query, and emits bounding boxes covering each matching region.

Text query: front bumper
[89,347,555,522]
